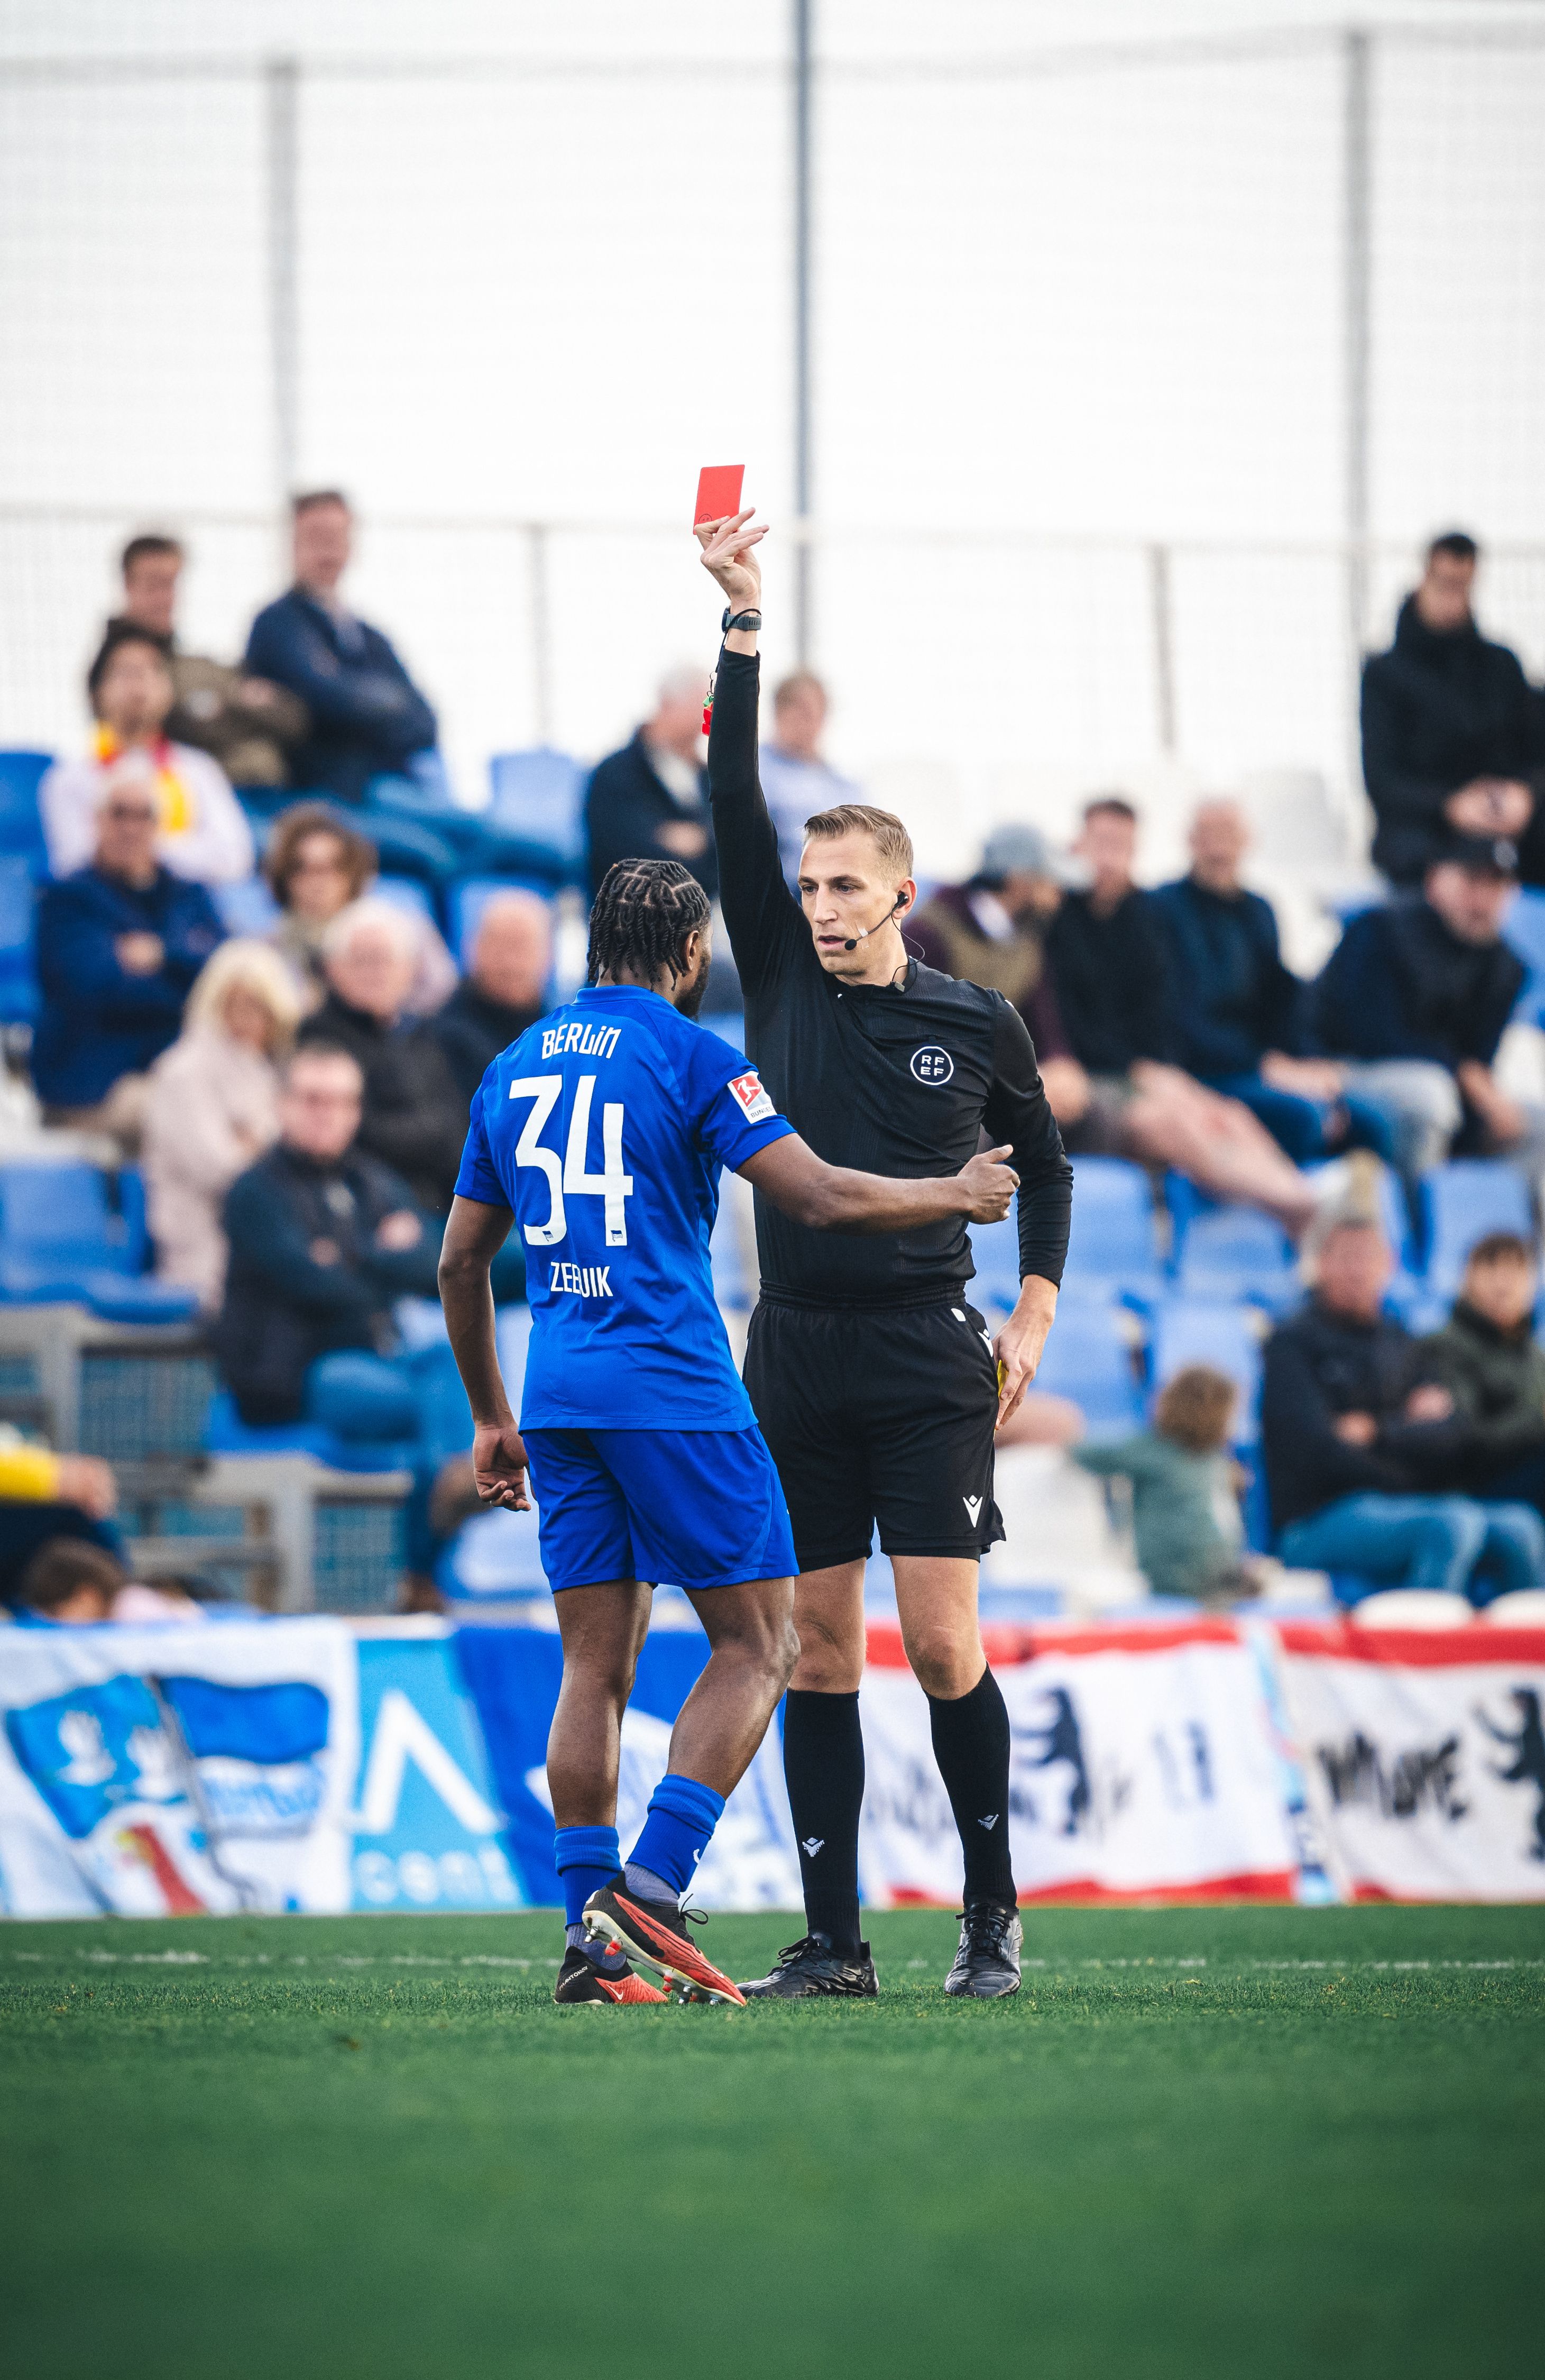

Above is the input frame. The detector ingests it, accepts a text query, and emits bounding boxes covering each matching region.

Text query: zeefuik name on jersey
[549,1261,614,1299]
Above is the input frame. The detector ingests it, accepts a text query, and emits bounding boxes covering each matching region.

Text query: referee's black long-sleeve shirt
[708,647,1072,1307]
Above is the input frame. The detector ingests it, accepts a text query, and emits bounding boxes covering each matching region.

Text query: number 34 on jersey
[508,1074,634,1249]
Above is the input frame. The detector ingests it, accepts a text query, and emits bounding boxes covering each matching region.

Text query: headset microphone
[843,893,908,952]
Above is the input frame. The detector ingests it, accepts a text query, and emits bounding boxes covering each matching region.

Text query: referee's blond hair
[802,803,914,883]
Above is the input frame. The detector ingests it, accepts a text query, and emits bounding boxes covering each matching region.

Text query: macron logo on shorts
[963,1494,983,1523]
[727,1070,776,1124]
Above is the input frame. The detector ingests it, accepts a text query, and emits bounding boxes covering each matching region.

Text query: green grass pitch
[2,1903,1541,2380]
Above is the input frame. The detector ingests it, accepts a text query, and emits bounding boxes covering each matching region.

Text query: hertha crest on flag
[727,1070,775,1123]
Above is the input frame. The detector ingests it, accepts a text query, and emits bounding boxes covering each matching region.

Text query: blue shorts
[522,1425,798,1594]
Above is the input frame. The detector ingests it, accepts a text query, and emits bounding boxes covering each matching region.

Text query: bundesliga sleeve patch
[726,1069,776,1124]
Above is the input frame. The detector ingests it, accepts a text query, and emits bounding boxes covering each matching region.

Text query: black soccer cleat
[553,1944,668,2006]
[739,1932,879,1999]
[943,1902,1023,1998]
[582,1873,747,2006]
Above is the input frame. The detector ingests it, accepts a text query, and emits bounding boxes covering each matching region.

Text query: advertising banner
[0,1621,358,1918]
[859,1619,1299,1906]
[1274,1623,1545,1902]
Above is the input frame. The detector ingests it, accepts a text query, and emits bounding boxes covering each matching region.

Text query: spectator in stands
[1422,1232,1545,1518]
[0,1435,119,1607]
[11,1539,126,1625]
[911,823,1093,1136]
[263,801,456,1015]
[759,670,861,884]
[215,1042,471,1598]
[245,491,438,807]
[41,627,254,887]
[584,664,717,900]
[433,889,553,1102]
[1262,1211,1545,1603]
[1154,799,1391,1166]
[299,900,469,1213]
[1074,1365,1257,1603]
[1311,839,1540,1183]
[1045,797,1318,1229]
[216,1042,440,1425]
[142,940,304,1309]
[1361,530,1542,889]
[32,773,225,1145]
[110,532,308,789]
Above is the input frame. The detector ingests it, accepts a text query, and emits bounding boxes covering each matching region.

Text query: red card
[694,464,744,526]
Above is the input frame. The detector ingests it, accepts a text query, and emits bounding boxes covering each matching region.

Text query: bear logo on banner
[1478,1688,1545,1861]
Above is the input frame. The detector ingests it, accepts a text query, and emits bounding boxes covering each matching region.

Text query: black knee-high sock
[783,1689,865,1958]
[927,1667,1016,1908]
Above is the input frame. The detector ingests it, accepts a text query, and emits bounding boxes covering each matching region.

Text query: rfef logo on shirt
[727,1070,776,1123]
[910,1045,954,1085]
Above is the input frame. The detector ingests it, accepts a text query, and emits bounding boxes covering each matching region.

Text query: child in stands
[1074,1364,1257,1602]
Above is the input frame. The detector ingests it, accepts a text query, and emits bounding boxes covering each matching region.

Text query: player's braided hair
[586,858,711,988]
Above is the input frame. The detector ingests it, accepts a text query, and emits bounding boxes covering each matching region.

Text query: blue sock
[553,1824,620,1927]
[625,1774,725,1901]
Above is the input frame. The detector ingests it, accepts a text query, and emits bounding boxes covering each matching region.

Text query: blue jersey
[455,983,793,1430]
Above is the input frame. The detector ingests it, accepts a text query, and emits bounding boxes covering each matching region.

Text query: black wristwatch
[721,608,762,634]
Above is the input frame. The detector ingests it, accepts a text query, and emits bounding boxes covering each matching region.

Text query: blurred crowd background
[3,0,1545,1631]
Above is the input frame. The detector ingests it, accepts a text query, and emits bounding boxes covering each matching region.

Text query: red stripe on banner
[864,1618,1243,1669]
[1273,1621,1545,1667]
[888,1870,1297,1907]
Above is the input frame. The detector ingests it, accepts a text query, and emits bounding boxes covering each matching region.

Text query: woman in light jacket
[141,940,304,1308]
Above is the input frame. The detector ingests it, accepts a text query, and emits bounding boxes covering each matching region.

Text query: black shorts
[743,1295,1005,1572]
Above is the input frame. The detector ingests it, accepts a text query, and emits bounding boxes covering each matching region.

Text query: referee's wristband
[721,608,762,634]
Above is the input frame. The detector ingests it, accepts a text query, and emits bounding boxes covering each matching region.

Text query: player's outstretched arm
[739,1136,1018,1234]
[438,1193,531,1510]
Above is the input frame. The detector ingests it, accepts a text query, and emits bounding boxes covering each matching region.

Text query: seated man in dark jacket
[1262,1212,1543,1603]
[299,899,471,1213]
[32,773,224,1146]
[216,1041,470,1597]
[584,664,717,901]
[1310,839,1538,1182]
[245,492,438,806]
[1360,530,1542,888]
[1422,1230,1545,1516]
[1153,799,1389,1166]
[432,888,551,1103]
[1043,796,1317,1227]
[216,1042,439,1427]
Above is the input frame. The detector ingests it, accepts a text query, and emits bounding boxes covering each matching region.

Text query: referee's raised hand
[954,1145,1019,1222]
[697,509,767,612]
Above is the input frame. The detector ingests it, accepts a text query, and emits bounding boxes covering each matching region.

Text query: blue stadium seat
[1032,1298,1145,1436]
[0,1161,127,1299]
[0,1160,195,1314]
[0,752,51,867]
[967,1216,1021,1313]
[488,748,586,878]
[437,1502,548,1599]
[1149,1298,1264,1440]
[1062,1157,1164,1302]
[1422,1159,1534,1300]
[1504,886,1545,1026]
[373,874,437,926]
[0,853,36,1024]
[203,1390,416,1473]
[1167,1178,1298,1309]
[213,876,281,937]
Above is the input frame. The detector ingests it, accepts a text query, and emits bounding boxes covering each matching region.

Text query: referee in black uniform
[696,511,1073,1998]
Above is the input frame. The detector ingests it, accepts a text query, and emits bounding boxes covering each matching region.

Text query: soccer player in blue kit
[438,856,1020,2004]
